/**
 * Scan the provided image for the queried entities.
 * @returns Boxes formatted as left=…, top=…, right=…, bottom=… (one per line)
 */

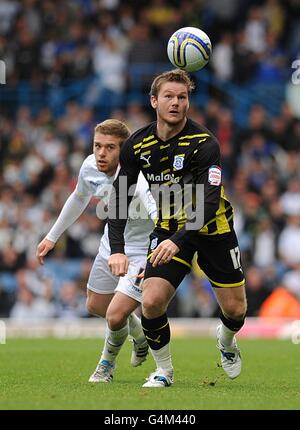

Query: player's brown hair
left=150, top=69, right=195, bottom=97
left=94, top=119, right=130, bottom=143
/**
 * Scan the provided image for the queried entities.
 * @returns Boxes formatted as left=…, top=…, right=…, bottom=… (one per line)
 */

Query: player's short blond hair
left=150, top=69, right=195, bottom=97
left=94, top=119, right=130, bottom=144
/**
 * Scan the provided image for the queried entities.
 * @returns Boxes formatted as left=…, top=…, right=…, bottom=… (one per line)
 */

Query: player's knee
left=86, top=297, right=105, bottom=318
left=142, top=294, right=166, bottom=317
left=106, top=310, right=128, bottom=331
left=223, top=298, right=247, bottom=321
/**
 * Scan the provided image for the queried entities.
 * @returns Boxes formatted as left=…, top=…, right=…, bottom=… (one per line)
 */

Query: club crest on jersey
left=150, top=237, right=158, bottom=250
left=173, top=155, right=185, bottom=170
left=208, top=165, right=222, bottom=186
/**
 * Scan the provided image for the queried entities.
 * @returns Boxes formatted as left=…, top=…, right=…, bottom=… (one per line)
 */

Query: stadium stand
left=1, top=0, right=300, bottom=319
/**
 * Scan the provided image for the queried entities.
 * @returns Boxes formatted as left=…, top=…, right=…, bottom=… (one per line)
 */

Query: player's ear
left=150, top=95, right=158, bottom=109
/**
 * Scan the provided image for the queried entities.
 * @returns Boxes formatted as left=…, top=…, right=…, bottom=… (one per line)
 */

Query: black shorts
left=144, top=229, right=245, bottom=290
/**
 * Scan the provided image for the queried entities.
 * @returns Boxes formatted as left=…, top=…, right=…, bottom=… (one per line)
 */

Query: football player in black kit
left=108, top=69, right=247, bottom=387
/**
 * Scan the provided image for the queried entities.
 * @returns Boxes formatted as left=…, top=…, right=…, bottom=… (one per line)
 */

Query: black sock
left=141, top=313, right=170, bottom=350
left=220, top=311, right=245, bottom=332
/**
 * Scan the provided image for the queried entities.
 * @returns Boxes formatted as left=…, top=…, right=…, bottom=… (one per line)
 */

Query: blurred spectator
left=15, top=29, right=40, bottom=80
left=259, top=270, right=300, bottom=318
left=177, top=0, right=202, bottom=29
left=256, top=31, right=286, bottom=83
left=0, top=245, right=25, bottom=272
left=278, top=215, right=300, bottom=270
left=204, top=99, right=221, bottom=133
left=211, top=33, right=233, bottom=81
left=10, top=286, right=56, bottom=321
left=125, top=101, right=151, bottom=132
left=57, top=280, right=87, bottom=320
left=280, top=177, right=300, bottom=216
left=245, top=266, right=271, bottom=316
left=84, top=31, right=127, bottom=109
left=264, top=0, right=285, bottom=40
left=241, top=104, right=271, bottom=142
left=213, top=109, right=237, bottom=180
left=244, top=6, right=267, bottom=54
left=176, top=273, right=218, bottom=318
left=146, top=0, right=177, bottom=30
left=127, top=23, right=162, bottom=92
left=232, top=29, right=257, bottom=84
left=253, top=216, right=277, bottom=269
left=207, top=0, right=240, bottom=35
left=21, top=0, right=42, bottom=37
left=288, top=120, right=300, bottom=152
left=0, top=1, right=19, bottom=35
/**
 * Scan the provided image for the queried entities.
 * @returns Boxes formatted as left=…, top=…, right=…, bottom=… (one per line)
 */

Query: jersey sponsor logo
left=146, top=172, right=180, bottom=183
left=208, top=165, right=221, bottom=186
left=173, top=155, right=185, bottom=170
left=150, top=237, right=158, bottom=250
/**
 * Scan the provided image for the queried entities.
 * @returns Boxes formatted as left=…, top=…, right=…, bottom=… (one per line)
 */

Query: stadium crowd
left=1, top=0, right=300, bottom=320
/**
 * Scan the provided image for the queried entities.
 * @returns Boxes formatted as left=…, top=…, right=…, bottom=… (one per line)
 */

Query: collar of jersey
left=151, top=118, right=191, bottom=144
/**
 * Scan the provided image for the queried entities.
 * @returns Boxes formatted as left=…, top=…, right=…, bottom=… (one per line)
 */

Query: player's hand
left=36, top=238, right=55, bottom=265
left=108, top=253, right=129, bottom=276
left=137, top=270, right=144, bottom=279
left=150, top=239, right=179, bottom=267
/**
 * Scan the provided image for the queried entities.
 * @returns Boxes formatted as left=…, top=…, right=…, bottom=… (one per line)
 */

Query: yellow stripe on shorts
left=207, top=276, right=245, bottom=288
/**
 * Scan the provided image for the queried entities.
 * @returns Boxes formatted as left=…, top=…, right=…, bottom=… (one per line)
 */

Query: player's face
left=151, top=82, right=189, bottom=126
left=93, top=133, right=121, bottom=176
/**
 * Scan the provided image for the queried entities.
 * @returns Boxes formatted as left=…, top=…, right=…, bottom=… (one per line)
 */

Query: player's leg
left=213, top=285, right=246, bottom=379
left=142, top=231, right=195, bottom=388
left=89, top=292, right=129, bottom=382
left=86, top=252, right=119, bottom=316
left=141, top=232, right=193, bottom=387
left=213, top=284, right=247, bottom=345
left=107, top=258, right=149, bottom=367
left=141, top=276, right=176, bottom=387
left=196, top=231, right=246, bottom=379
left=106, top=291, right=148, bottom=366
left=106, top=292, right=139, bottom=330
left=87, top=252, right=120, bottom=382
left=86, top=289, right=113, bottom=317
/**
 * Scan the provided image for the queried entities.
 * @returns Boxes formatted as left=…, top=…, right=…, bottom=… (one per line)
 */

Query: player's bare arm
left=150, top=239, right=179, bottom=267
left=36, top=238, right=55, bottom=265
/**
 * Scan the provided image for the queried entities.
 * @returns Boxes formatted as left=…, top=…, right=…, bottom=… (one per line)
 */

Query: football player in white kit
left=36, top=119, right=156, bottom=382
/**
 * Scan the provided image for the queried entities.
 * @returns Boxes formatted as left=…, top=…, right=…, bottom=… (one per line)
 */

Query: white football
left=167, top=27, right=212, bottom=72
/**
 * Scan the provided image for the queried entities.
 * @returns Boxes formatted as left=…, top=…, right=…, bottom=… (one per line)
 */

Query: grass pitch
left=0, top=337, right=300, bottom=410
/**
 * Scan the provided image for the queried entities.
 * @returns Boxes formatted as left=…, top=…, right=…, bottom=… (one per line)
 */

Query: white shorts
left=87, top=252, right=146, bottom=303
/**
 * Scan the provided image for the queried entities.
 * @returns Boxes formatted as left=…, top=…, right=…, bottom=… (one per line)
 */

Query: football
left=167, top=27, right=212, bottom=72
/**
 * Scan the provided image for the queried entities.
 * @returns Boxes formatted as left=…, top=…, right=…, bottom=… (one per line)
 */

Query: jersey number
left=230, top=247, right=241, bottom=269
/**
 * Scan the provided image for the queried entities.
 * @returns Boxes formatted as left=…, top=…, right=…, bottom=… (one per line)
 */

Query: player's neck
left=156, top=117, right=187, bottom=142
left=106, top=166, right=119, bottom=177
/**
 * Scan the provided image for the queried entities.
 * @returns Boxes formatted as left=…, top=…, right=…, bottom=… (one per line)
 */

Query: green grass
left=0, top=337, right=300, bottom=410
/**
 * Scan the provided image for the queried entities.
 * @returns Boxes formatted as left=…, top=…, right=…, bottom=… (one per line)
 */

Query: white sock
left=150, top=343, right=173, bottom=372
left=100, top=323, right=128, bottom=364
left=128, top=313, right=145, bottom=344
left=220, top=322, right=236, bottom=347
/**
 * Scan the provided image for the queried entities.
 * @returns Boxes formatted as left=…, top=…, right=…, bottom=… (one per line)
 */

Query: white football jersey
left=76, top=155, right=156, bottom=258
